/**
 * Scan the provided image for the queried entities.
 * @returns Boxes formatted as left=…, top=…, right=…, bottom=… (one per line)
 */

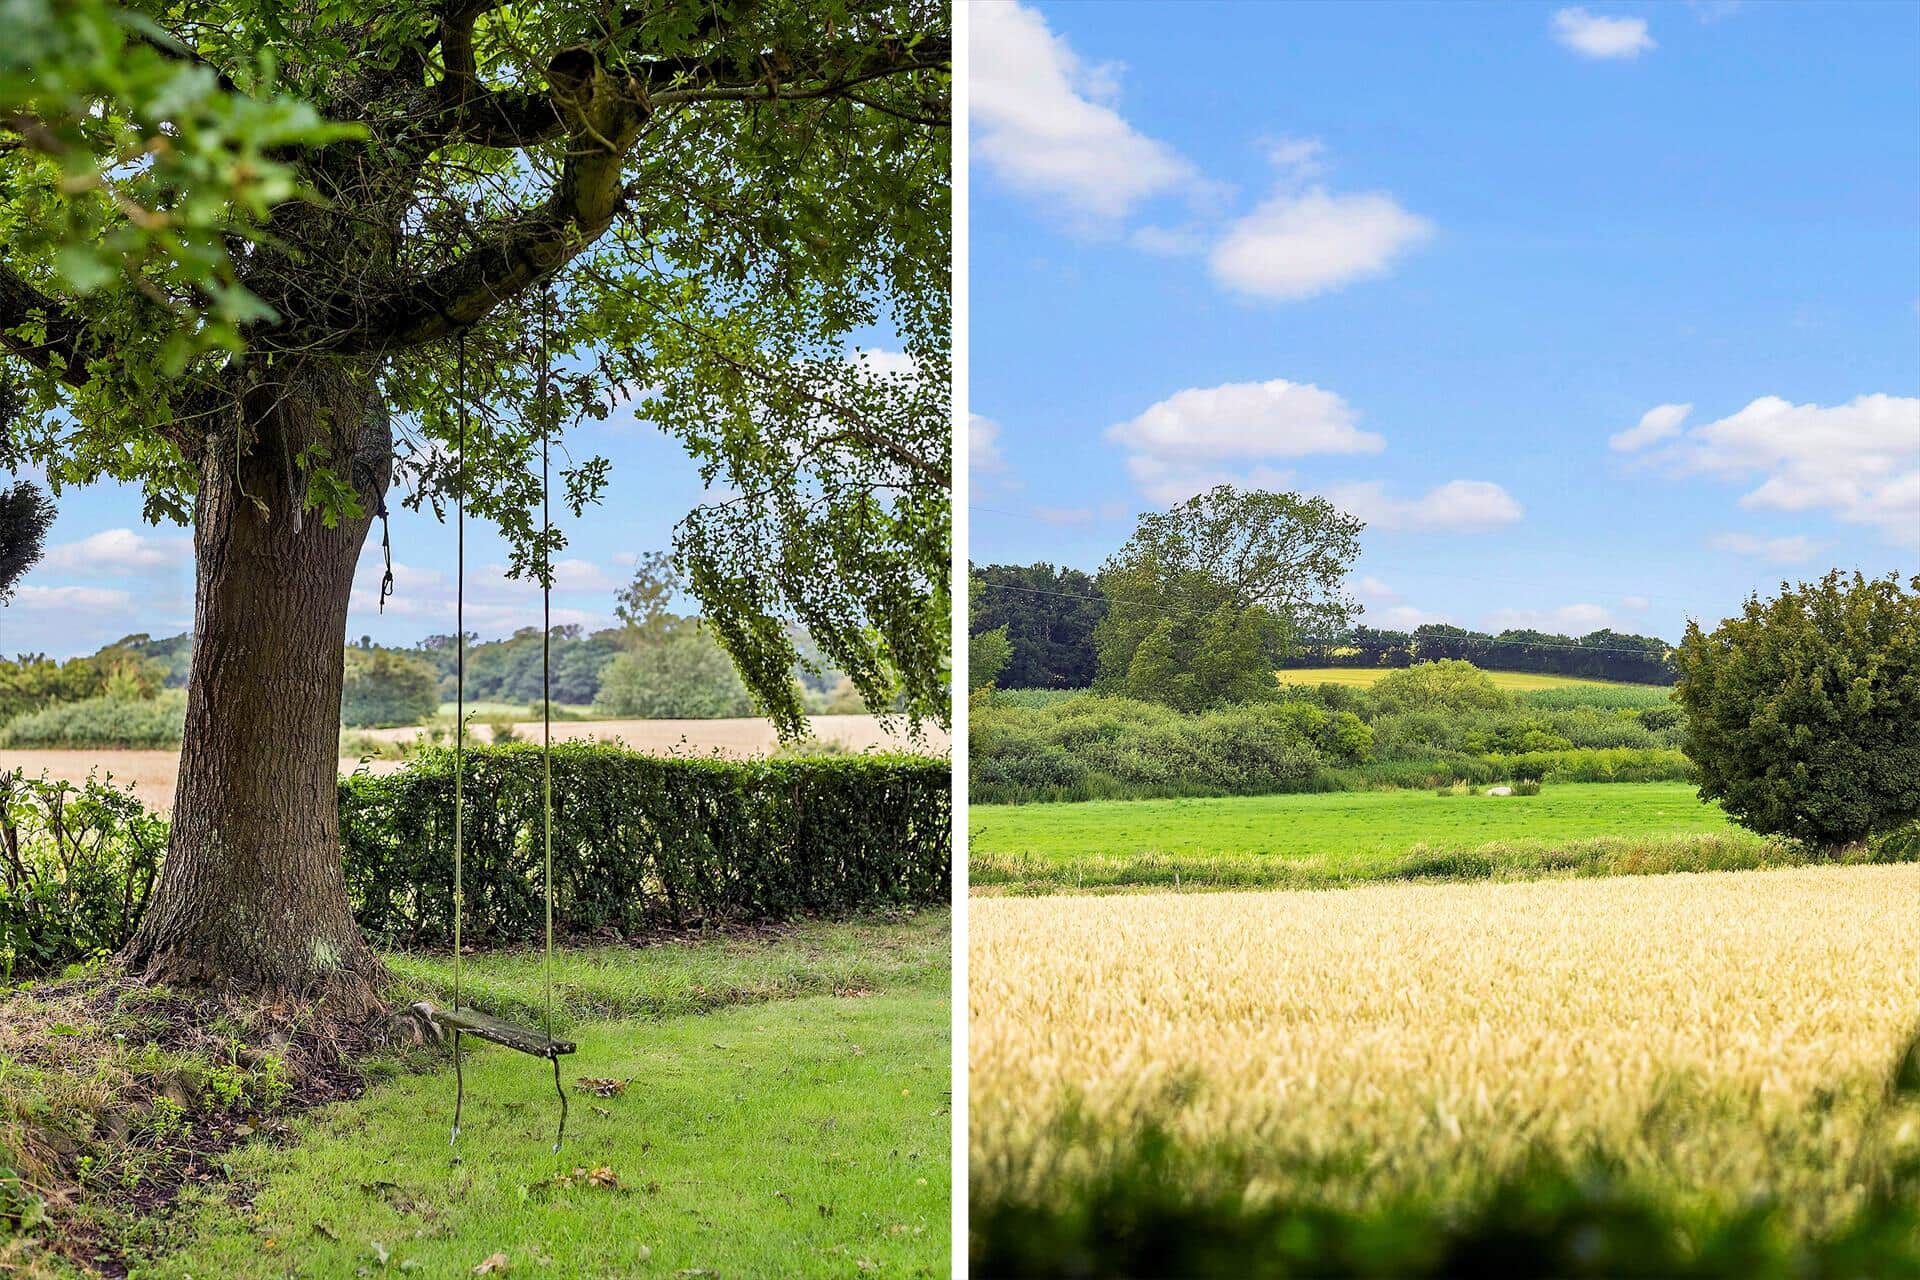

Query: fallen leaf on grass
left=473, top=1252, right=509, bottom=1274
left=576, top=1077, right=629, bottom=1097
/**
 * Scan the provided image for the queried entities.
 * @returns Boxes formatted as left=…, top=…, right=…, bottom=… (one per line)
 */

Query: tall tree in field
left=1093, top=485, right=1362, bottom=712
left=1, top=0, right=949, bottom=1008
left=1673, top=571, right=1919, bottom=852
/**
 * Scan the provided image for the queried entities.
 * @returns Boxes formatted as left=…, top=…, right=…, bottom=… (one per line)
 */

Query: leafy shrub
left=340, top=744, right=950, bottom=946
left=340, top=647, right=439, bottom=728
left=0, top=772, right=165, bottom=978
left=0, top=691, right=185, bottom=748
left=1369, top=660, right=1509, bottom=716
left=1512, top=778, right=1543, bottom=796
left=1675, top=571, right=1920, bottom=849
left=592, top=623, right=754, bottom=719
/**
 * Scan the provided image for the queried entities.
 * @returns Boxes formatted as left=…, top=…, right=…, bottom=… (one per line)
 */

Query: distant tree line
left=970, top=573, right=1676, bottom=689
left=1291, top=623, right=1676, bottom=684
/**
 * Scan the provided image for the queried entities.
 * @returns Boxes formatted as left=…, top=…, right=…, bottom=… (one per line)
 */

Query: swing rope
left=438, top=293, right=571, bottom=1156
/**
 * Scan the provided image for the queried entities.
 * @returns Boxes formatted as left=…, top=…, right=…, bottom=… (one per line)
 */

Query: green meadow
left=965, top=782, right=1835, bottom=892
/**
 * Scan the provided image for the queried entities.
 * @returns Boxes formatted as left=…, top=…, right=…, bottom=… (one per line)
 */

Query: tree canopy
left=1673, top=571, right=1919, bottom=850
left=2, top=0, right=951, bottom=734
left=1092, top=486, right=1362, bottom=711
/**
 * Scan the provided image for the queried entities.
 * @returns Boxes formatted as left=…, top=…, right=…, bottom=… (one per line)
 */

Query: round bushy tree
left=341, top=649, right=440, bottom=728
left=1674, top=571, right=1919, bottom=850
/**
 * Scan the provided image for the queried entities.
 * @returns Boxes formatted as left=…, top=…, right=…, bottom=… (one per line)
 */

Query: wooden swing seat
left=413, top=1001, right=576, bottom=1058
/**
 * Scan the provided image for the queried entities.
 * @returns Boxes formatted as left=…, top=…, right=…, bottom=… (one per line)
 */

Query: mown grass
left=0, top=912, right=949, bottom=1278
left=970, top=781, right=1791, bottom=891
left=1276, top=667, right=1670, bottom=693
left=150, top=992, right=949, bottom=1278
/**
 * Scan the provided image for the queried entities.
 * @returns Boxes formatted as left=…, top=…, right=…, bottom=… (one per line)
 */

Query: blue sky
left=968, top=0, right=1920, bottom=643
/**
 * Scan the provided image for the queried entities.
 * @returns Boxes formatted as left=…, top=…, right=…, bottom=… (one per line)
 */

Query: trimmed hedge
left=340, top=743, right=950, bottom=947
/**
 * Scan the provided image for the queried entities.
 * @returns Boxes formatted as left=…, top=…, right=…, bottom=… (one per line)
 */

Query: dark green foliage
left=1675, top=571, right=1920, bottom=849
left=972, top=1132, right=1920, bottom=1279
left=1291, top=624, right=1676, bottom=684
left=413, top=627, right=622, bottom=707
left=969, top=563, right=1108, bottom=689
left=340, top=646, right=439, bottom=728
left=0, top=772, right=164, bottom=978
left=0, top=480, right=54, bottom=604
left=0, top=640, right=167, bottom=722
left=340, top=745, right=950, bottom=947
left=1094, top=486, right=1362, bottom=711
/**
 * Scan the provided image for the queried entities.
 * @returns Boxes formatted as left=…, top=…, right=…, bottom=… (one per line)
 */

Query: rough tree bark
left=123, top=369, right=393, bottom=1012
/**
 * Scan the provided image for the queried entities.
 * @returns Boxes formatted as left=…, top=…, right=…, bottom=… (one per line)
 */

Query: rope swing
left=412, top=289, right=575, bottom=1153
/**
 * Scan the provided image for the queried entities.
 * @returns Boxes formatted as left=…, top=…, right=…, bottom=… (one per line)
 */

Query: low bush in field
left=971, top=695, right=1345, bottom=804
left=976, top=664, right=1691, bottom=803
left=0, top=690, right=186, bottom=748
left=0, top=772, right=165, bottom=977
left=340, top=743, right=950, bottom=946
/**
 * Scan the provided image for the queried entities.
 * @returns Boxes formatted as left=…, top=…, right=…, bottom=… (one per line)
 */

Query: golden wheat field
left=970, top=863, right=1920, bottom=1227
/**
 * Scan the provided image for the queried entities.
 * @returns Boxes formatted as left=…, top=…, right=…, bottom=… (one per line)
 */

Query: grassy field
left=1, top=913, right=949, bottom=1278
left=969, top=781, right=1792, bottom=891
left=970, top=864, right=1920, bottom=1236
left=1277, top=666, right=1670, bottom=692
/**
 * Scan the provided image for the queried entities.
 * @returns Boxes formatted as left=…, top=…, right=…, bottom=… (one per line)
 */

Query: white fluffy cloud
left=1628, top=394, right=1920, bottom=548
left=1108, top=380, right=1383, bottom=504
left=971, top=1, right=1193, bottom=224
left=1609, top=402, right=1691, bottom=452
left=1552, top=8, right=1656, bottom=58
left=1209, top=188, right=1433, bottom=302
left=42, top=527, right=191, bottom=576
left=970, top=414, right=1007, bottom=475
left=1711, top=532, right=1820, bottom=564
left=1322, top=479, right=1524, bottom=532
left=7, top=583, right=134, bottom=612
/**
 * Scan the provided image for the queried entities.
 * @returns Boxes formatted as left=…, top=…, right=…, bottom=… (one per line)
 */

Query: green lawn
left=966, top=782, right=1825, bottom=892
left=1276, top=666, right=1669, bottom=692
left=140, top=913, right=950, bottom=1279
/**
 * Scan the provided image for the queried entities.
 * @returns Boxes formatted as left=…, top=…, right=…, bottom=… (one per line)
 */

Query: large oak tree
left=0, top=0, right=949, bottom=1010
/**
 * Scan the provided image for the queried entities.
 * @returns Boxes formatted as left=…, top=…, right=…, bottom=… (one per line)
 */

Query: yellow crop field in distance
left=970, top=863, right=1920, bottom=1229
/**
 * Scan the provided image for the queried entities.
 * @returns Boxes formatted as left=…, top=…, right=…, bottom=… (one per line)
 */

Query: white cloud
left=8, top=583, right=133, bottom=612
left=1109, top=380, right=1383, bottom=504
left=1486, top=602, right=1619, bottom=633
left=1609, top=402, right=1691, bottom=452
left=1621, top=595, right=1651, bottom=610
left=1353, top=575, right=1400, bottom=603
left=970, top=414, right=1007, bottom=475
left=1659, top=394, right=1920, bottom=548
left=42, top=527, right=191, bottom=576
left=1322, top=479, right=1524, bottom=533
left=1552, top=8, right=1656, bottom=58
left=970, top=1, right=1194, bottom=224
left=1110, top=380, right=1384, bottom=463
left=1262, top=135, right=1327, bottom=179
left=1210, top=188, right=1433, bottom=302
left=1711, top=532, right=1820, bottom=564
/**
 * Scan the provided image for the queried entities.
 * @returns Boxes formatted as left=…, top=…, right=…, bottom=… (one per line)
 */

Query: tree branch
left=0, top=264, right=95, bottom=389
left=281, top=29, right=950, bottom=354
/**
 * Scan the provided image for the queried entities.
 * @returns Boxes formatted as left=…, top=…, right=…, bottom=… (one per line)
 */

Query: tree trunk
left=124, top=369, right=392, bottom=1013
